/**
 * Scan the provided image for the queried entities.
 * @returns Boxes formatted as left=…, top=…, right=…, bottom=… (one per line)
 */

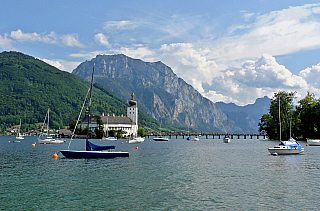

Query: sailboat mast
left=278, top=94, right=281, bottom=141
left=86, top=65, right=95, bottom=140
left=47, top=108, right=50, bottom=136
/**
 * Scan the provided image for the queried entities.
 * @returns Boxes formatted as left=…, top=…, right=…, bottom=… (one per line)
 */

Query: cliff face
left=73, top=54, right=232, bottom=133
left=216, top=96, right=271, bottom=133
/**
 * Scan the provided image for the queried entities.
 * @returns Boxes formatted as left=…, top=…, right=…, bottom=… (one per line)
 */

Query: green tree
left=137, top=127, right=145, bottom=137
left=95, top=116, right=104, bottom=139
left=296, top=92, right=320, bottom=139
left=259, top=91, right=296, bottom=140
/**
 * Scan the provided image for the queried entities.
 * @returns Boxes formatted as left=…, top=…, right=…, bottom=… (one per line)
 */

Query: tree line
left=259, top=91, right=320, bottom=141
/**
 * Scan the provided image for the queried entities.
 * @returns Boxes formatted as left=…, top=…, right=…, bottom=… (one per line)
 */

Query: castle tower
left=127, top=92, right=138, bottom=136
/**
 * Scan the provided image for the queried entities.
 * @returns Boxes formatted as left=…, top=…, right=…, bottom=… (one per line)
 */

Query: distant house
left=78, top=92, right=139, bottom=138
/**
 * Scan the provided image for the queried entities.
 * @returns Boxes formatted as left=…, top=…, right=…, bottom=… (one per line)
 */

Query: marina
left=1, top=135, right=320, bottom=210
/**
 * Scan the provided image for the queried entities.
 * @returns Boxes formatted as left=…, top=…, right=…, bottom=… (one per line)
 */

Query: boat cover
left=279, top=140, right=302, bottom=150
left=86, top=140, right=115, bottom=151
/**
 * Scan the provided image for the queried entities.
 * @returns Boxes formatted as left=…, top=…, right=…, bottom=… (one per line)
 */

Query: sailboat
left=268, top=95, right=304, bottom=155
left=15, top=119, right=24, bottom=141
left=38, top=108, right=65, bottom=144
left=128, top=120, right=145, bottom=144
left=186, top=125, right=191, bottom=140
left=60, top=65, right=129, bottom=158
left=223, top=111, right=231, bottom=143
left=102, top=118, right=117, bottom=141
left=153, top=123, right=169, bottom=141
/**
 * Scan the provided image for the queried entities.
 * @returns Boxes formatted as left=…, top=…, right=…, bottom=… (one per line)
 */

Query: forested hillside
left=0, top=51, right=159, bottom=133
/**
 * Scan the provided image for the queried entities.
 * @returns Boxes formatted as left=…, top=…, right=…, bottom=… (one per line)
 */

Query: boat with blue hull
left=60, top=65, right=129, bottom=158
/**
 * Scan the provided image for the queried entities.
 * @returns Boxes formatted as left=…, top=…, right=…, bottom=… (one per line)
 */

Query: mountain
left=73, top=54, right=242, bottom=133
left=215, top=96, right=271, bottom=133
left=0, top=51, right=159, bottom=133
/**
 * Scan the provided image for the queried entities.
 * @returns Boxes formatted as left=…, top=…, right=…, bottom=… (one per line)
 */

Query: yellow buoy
left=52, top=153, right=58, bottom=159
left=31, top=144, right=35, bottom=147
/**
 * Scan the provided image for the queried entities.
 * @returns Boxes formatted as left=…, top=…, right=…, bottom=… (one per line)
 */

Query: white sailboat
left=38, top=108, right=65, bottom=144
left=15, top=119, right=24, bottom=140
left=102, top=118, right=117, bottom=141
left=268, top=95, right=304, bottom=155
left=223, top=111, right=231, bottom=143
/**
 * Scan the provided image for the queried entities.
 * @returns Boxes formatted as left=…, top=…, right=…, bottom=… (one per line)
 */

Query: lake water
left=1, top=136, right=319, bottom=210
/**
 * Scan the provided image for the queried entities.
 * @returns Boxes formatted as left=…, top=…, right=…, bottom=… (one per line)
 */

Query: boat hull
left=60, top=150, right=129, bottom=158
left=153, top=137, right=169, bottom=141
left=223, top=138, right=230, bottom=143
left=307, top=139, right=320, bottom=146
left=129, top=137, right=145, bottom=144
left=38, top=137, right=65, bottom=144
left=102, top=137, right=117, bottom=141
left=268, top=147, right=304, bottom=155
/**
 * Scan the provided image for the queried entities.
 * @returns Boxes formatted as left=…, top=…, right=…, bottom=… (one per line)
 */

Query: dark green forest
left=259, top=91, right=320, bottom=141
left=0, top=51, right=167, bottom=134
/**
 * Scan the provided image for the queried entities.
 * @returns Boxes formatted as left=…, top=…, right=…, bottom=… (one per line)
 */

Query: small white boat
left=153, top=136, right=170, bottom=141
left=307, top=138, right=320, bottom=146
left=129, top=137, right=145, bottom=144
left=153, top=123, right=169, bottom=141
left=103, top=137, right=117, bottom=141
left=194, top=137, right=200, bottom=141
left=16, top=119, right=24, bottom=140
left=223, top=135, right=230, bottom=143
left=38, top=136, right=65, bottom=144
left=267, top=94, right=303, bottom=155
left=38, top=108, right=65, bottom=144
left=268, top=138, right=304, bottom=155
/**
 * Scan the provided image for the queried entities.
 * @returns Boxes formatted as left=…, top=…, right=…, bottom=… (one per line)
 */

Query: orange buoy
left=99, top=139, right=101, bottom=141
left=8, top=141, right=10, bottom=143
left=306, top=144, right=308, bottom=146
left=135, top=147, right=138, bottom=149
left=52, top=153, right=58, bottom=158
left=121, top=142, right=124, bottom=144
left=125, top=141, right=127, bottom=143
left=31, top=144, right=35, bottom=147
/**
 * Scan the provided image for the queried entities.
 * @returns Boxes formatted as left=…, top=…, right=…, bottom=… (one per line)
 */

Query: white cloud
left=60, top=34, right=86, bottom=48
left=159, top=43, right=218, bottom=93
left=0, top=34, right=13, bottom=49
left=42, top=58, right=81, bottom=73
left=42, top=59, right=65, bottom=71
left=207, top=4, right=320, bottom=65
left=113, top=45, right=155, bottom=60
left=103, top=20, right=138, bottom=31
left=10, top=29, right=58, bottom=44
left=299, top=63, right=320, bottom=88
left=9, top=29, right=86, bottom=48
left=94, top=33, right=111, bottom=47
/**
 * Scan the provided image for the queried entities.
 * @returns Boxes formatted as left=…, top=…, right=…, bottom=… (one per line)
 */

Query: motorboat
left=268, top=138, right=304, bottom=155
left=129, top=136, right=145, bottom=144
left=307, top=138, right=320, bottom=146
left=103, top=137, right=117, bottom=141
left=153, top=136, right=169, bottom=141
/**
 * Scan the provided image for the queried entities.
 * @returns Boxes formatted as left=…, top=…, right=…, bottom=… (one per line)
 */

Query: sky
left=1, top=0, right=320, bottom=106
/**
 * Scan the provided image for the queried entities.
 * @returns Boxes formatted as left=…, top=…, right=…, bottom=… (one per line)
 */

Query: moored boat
left=223, top=134, right=230, bottom=143
left=307, top=138, right=320, bottom=146
left=268, top=138, right=304, bottom=155
left=60, top=65, right=129, bottom=158
left=129, top=136, right=145, bottom=144
left=153, top=136, right=170, bottom=141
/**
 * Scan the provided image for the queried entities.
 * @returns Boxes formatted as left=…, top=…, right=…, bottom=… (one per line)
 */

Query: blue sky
left=1, top=0, right=320, bottom=105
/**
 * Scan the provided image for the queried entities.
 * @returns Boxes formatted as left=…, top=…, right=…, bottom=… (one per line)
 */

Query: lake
left=1, top=136, right=319, bottom=210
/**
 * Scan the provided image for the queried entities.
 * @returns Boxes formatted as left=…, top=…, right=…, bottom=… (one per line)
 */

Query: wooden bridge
left=146, top=133, right=267, bottom=139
